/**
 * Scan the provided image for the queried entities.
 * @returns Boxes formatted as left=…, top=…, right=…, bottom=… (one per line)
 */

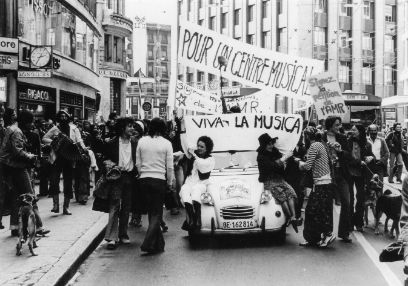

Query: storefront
left=60, top=91, right=83, bottom=120
left=84, top=97, right=96, bottom=121
left=18, top=83, right=56, bottom=121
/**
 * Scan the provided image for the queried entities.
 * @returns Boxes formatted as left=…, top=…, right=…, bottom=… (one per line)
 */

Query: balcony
left=385, top=22, right=397, bottom=36
left=362, top=84, right=375, bottom=95
left=314, top=12, right=328, bottom=28
left=313, top=45, right=328, bottom=61
left=338, top=47, right=351, bottom=61
left=102, top=12, right=133, bottom=36
left=362, top=50, right=374, bottom=64
left=339, top=82, right=352, bottom=92
left=384, top=52, right=396, bottom=65
left=339, top=16, right=351, bottom=30
left=363, top=19, right=374, bottom=33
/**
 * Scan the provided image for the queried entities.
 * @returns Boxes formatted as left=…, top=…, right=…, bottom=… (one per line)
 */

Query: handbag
left=92, top=196, right=109, bottom=213
left=379, top=241, right=405, bottom=262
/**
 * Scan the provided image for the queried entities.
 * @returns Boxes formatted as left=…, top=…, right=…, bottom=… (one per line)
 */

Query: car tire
left=274, top=226, right=286, bottom=245
left=188, top=230, right=199, bottom=247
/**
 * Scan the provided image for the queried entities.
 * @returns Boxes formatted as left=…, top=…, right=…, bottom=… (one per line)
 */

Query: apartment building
left=178, top=0, right=408, bottom=126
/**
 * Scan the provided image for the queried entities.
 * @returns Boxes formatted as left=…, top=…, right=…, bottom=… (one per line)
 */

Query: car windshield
left=212, top=151, right=258, bottom=170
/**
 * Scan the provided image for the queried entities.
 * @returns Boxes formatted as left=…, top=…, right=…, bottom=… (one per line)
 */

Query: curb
left=35, top=214, right=107, bottom=286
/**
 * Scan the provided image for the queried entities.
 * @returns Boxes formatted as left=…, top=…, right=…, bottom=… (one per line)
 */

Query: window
left=314, top=27, right=326, bottom=46
left=187, top=0, right=192, bottom=13
left=198, top=0, right=203, bottom=9
left=384, top=66, right=393, bottom=85
left=277, top=28, right=287, bottom=49
left=161, top=46, right=168, bottom=59
left=385, top=35, right=394, bottom=52
left=314, top=0, right=326, bottom=13
left=104, top=35, right=112, bottom=61
left=197, top=71, right=204, bottom=84
left=147, top=64, right=154, bottom=77
left=208, top=73, right=215, bottom=83
left=246, top=34, right=254, bottom=45
left=340, top=0, right=351, bottom=16
left=234, top=9, right=240, bottom=25
left=148, top=45, right=154, bottom=59
left=261, top=31, right=270, bottom=48
left=338, top=62, right=350, bottom=83
left=113, top=36, right=122, bottom=63
left=247, top=5, right=254, bottom=22
left=385, top=5, right=396, bottom=22
left=187, top=73, right=193, bottom=84
left=161, top=63, right=168, bottom=78
left=209, top=16, right=216, bottom=30
left=340, top=31, right=351, bottom=48
left=198, top=19, right=204, bottom=26
left=262, top=1, right=269, bottom=19
left=277, top=0, right=282, bottom=14
left=148, top=33, right=154, bottom=43
left=363, top=1, right=370, bottom=19
left=221, top=13, right=227, bottom=29
left=362, top=66, right=372, bottom=84
left=362, top=33, right=372, bottom=50
left=161, top=32, right=168, bottom=44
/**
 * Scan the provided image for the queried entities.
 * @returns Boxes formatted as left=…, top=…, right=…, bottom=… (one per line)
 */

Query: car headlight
left=260, top=190, right=273, bottom=204
left=201, top=192, right=214, bottom=205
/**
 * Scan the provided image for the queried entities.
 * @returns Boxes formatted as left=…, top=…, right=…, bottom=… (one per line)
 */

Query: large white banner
left=308, top=72, right=347, bottom=120
left=178, top=20, right=324, bottom=101
left=185, top=113, right=303, bottom=155
left=0, top=77, right=6, bottom=102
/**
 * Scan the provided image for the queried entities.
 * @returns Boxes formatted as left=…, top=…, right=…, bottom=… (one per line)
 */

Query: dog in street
left=375, top=189, right=402, bottom=239
left=364, top=174, right=382, bottom=227
left=16, top=193, right=38, bottom=256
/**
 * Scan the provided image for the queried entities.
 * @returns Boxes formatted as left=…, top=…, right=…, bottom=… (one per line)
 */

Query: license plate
left=222, top=219, right=255, bottom=230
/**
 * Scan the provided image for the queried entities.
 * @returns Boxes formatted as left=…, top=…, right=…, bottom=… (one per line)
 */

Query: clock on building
left=30, top=46, right=52, bottom=68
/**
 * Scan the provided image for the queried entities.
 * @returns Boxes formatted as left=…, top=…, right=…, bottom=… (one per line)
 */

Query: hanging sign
left=178, top=21, right=324, bottom=101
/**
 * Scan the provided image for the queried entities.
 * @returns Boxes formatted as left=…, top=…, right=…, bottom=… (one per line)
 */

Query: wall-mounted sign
left=383, top=108, right=396, bottom=112
left=19, top=86, right=56, bottom=103
left=344, top=94, right=368, bottom=101
left=385, top=111, right=396, bottom=120
left=0, top=54, right=18, bottom=70
left=0, top=37, right=18, bottom=53
left=0, top=77, right=7, bottom=102
left=99, top=69, right=128, bottom=79
left=18, top=71, right=52, bottom=78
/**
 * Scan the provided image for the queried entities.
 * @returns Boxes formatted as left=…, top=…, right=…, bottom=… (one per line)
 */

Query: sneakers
left=318, top=233, right=336, bottom=248
left=107, top=240, right=117, bottom=250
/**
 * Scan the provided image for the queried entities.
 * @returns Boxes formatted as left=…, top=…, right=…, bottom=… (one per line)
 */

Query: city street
left=74, top=204, right=407, bottom=286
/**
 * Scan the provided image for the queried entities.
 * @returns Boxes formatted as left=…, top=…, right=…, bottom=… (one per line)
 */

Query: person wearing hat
left=257, top=133, right=298, bottom=233
left=43, top=110, right=86, bottom=215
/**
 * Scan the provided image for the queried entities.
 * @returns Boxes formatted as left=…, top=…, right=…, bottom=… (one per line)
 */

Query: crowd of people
left=1, top=106, right=407, bottom=254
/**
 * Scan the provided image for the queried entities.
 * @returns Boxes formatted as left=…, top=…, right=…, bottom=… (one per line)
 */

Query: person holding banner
left=179, top=118, right=215, bottom=231
left=256, top=133, right=298, bottom=233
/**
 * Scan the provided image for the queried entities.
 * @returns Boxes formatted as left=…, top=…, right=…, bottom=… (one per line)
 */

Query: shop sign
left=19, top=87, right=55, bottom=102
left=344, top=94, right=368, bottom=101
left=0, top=37, right=18, bottom=53
left=0, top=54, right=18, bottom=70
left=99, top=69, right=128, bottom=79
left=383, top=108, right=396, bottom=112
left=0, top=77, right=6, bottom=102
left=18, top=71, right=52, bottom=78
left=385, top=111, right=396, bottom=120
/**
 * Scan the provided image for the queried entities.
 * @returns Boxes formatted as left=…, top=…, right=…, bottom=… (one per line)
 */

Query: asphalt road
left=73, top=204, right=407, bottom=286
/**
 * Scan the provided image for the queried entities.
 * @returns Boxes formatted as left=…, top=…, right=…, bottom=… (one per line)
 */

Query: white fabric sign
left=178, top=20, right=324, bottom=101
left=185, top=113, right=303, bottom=155
left=176, top=80, right=219, bottom=113
left=0, top=77, right=6, bottom=102
left=308, top=72, right=347, bottom=120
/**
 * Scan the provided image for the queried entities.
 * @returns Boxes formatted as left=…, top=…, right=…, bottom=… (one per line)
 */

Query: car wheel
left=274, top=226, right=286, bottom=244
left=188, top=230, right=199, bottom=247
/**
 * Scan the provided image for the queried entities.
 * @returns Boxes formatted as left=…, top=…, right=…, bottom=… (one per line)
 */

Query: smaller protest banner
left=308, top=72, right=347, bottom=120
left=184, top=113, right=303, bottom=156
left=175, top=80, right=219, bottom=114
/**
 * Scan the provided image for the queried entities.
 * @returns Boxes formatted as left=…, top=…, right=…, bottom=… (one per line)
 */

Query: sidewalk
left=0, top=191, right=107, bottom=286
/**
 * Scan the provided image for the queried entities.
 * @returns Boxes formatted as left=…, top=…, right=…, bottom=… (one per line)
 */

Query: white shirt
left=118, top=138, right=133, bottom=172
left=368, top=137, right=382, bottom=161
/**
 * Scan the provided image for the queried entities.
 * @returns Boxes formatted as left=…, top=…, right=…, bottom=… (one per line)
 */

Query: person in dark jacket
left=386, top=122, right=404, bottom=183
left=257, top=133, right=298, bottom=232
left=321, top=116, right=353, bottom=242
left=103, top=117, right=137, bottom=249
left=347, top=124, right=374, bottom=231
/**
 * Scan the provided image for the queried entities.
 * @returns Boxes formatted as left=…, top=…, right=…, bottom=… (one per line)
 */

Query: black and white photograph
left=1, top=0, right=408, bottom=285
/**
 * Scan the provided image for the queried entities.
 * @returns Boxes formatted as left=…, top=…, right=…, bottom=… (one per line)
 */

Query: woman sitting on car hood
left=257, top=133, right=298, bottom=233
left=179, top=118, right=215, bottom=231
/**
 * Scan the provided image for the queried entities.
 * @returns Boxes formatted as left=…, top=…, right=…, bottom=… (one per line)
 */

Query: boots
left=51, top=195, right=59, bottom=213
left=181, top=203, right=195, bottom=231
left=63, top=197, right=72, bottom=215
left=192, top=201, right=202, bottom=230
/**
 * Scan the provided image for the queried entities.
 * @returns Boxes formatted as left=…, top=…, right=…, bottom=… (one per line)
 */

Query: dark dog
left=364, top=174, right=382, bottom=227
left=375, top=189, right=402, bottom=239
left=16, top=193, right=38, bottom=256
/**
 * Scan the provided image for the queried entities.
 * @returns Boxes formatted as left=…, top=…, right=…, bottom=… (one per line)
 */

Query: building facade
left=98, top=0, right=133, bottom=118
left=178, top=0, right=408, bottom=127
left=126, top=23, right=171, bottom=120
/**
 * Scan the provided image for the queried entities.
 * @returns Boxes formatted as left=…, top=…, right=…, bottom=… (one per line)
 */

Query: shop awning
left=381, top=95, right=408, bottom=107
left=343, top=92, right=382, bottom=106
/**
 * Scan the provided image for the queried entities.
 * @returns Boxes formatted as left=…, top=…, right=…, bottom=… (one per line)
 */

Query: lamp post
left=218, top=55, right=228, bottom=113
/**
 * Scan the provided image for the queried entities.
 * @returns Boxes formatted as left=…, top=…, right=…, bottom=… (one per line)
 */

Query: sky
left=125, top=0, right=178, bottom=74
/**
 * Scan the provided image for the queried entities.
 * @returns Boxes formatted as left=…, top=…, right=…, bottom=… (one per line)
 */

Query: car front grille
left=220, top=206, right=254, bottom=220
